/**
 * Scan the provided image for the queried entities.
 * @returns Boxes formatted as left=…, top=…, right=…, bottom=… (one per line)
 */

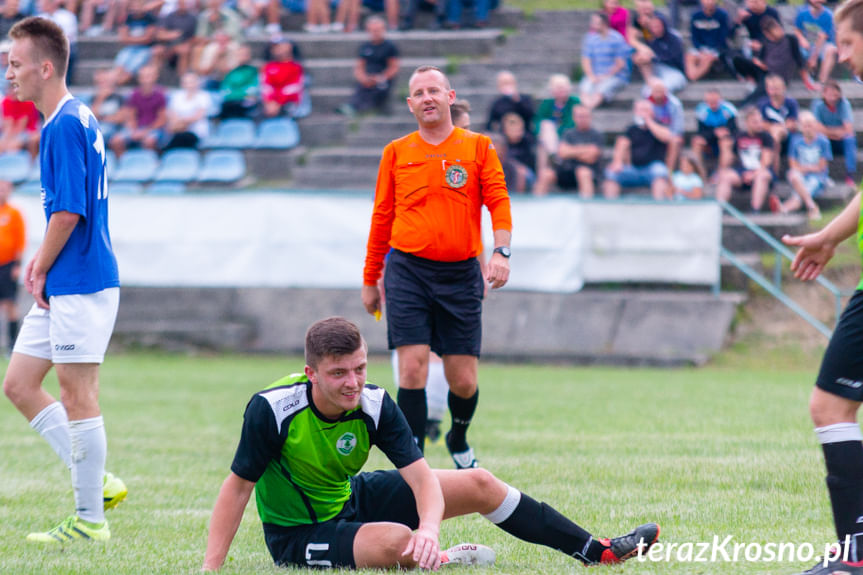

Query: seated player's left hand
left=403, top=525, right=441, bottom=570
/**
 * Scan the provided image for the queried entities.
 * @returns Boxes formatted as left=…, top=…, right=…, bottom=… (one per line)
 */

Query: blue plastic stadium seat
left=197, top=150, right=246, bottom=184
left=27, top=158, right=41, bottom=182
left=106, top=150, right=117, bottom=179
left=154, top=149, right=201, bottom=183
left=146, top=182, right=186, bottom=195
left=15, top=180, right=42, bottom=195
left=0, top=151, right=32, bottom=184
left=255, top=118, right=300, bottom=149
left=201, top=118, right=256, bottom=149
left=112, top=149, right=159, bottom=182
left=108, top=182, right=144, bottom=195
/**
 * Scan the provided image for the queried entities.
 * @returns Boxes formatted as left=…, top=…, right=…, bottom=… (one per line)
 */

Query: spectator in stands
left=112, top=0, right=158, bottom=86
left=89, top=68, right=126, bottom=142
left=692, top=87, right=737, bottom=172
left=197, top=0, right=242, bottom=40
left=362, top=0, right=399, bottom=31
left=234, top=0, right=283, bottom=35
left=38, top=0, right=77, bottom=84
left=686, top=0, right=733, bottom=82
left=486, top=70, right=535, bottom=133
left=109, top=64, right=167, bottom=157
left=193, top=0, right=242, bottom=75
left=642, top=14, right=687, bottom=93
left=715, top=106, right=774, bottom=211
left=499, top=112, right=537, bottom=194
left=758, top=73, right=799, bottom=173
left=152, top=0, right=198, bottom=78
left=451, top=99, right=471, bottom=129
left=163, top=72, right=212, bottom=150
left=0, top=1, right=26, bottom=40
left=794, top=0, right=837, bottom=87
left=303, top=0, right=358, bottom=32
left=0, top=40, right=10, bottom=94
left=534, top=105, right=604, bottom=198
left=733, top=17, right=814, bottom=106
left=671, top=153, right=705, bottom=200
left=627, top=0, right=669, bottom=74
left=535, top=74, right=579, bottom=180
left=812, top=80, right=856, bottom=187
left=336, top=15, right=399, bottom=117
left=603, top=99, right=672, bottom=200
left=579, top=12, right=631, bottom=110
left=645, top=77, right=684, bottom=171
left=602, top=0, right=628, bottom=39
left=218, top=43, right=259, bottom=119
left=79, top=0, right=121, bottom=36
left=261, top=35, right=305, bottom=118
left=196, top=28, right=243, bottom=90
left=446, top=0, right=492, bottom=29
left=735, top=0, right=781, bottom=56
left=400, top=0, right=445, bottom=31
left=0, top=91, right=39, bottom=157
left=774, top=110, right=827, bottom=219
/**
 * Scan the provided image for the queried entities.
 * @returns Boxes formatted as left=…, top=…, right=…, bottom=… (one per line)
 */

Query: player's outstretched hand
left=782, top=232, right=836, bottom=281
left=402, top=526, right=441, bottom=570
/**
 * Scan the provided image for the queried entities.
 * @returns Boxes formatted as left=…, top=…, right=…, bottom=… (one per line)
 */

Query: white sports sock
left=482, top=484, right=521, bottom=524
left=70, top=416, right=107, bottom=524
left=29, top=402, right=72, bottom=469
left=426, top=360, right=448, bottom=421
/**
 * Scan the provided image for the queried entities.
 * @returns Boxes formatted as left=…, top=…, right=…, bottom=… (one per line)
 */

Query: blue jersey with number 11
left=40, top=96, right=119, bottom=297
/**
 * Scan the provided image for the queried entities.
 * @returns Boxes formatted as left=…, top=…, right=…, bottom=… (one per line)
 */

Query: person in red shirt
left=260, top=36, right=304, bottom=118
left=0, top=93, right=39, bottom=156
left=0, top=179, right=24, bottom=354
left=362, top=65, right=512, bottom=468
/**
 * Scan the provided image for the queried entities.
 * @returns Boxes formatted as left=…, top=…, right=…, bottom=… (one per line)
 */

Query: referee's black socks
left=397, top=388, right=427, bottom=453
left=447, top=389, right=478, bottom=452
left=818, top=423, right=863, bottom=562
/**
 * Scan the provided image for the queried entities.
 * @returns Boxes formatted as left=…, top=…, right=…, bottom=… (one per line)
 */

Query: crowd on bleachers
left=464, top=0, right=855, bottom=219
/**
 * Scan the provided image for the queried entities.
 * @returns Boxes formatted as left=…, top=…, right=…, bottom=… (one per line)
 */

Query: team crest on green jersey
left=337, top=432, right=357, bottom=455
left=445, top=164, right=468, bottom=188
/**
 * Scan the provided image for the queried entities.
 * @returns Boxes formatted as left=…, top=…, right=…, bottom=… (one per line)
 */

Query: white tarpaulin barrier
left=14, top=193, right=720, bottom=292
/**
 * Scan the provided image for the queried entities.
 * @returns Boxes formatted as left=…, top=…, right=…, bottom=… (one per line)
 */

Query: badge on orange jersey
left=445, top=164, right=468, bottom=188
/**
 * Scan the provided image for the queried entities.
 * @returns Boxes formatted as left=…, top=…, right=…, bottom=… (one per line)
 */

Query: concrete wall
left=104, top=286, right=742, bottom=365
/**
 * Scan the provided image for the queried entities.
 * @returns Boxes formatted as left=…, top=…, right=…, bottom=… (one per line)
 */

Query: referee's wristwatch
left=493, top=246, right=511, bottom=258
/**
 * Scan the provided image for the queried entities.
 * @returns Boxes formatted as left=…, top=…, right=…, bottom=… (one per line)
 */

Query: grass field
left=0, top=345, right=842, bottom=575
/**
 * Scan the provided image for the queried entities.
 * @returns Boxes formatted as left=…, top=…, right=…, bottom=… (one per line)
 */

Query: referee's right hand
left=362, top=284, right=382, bottom=316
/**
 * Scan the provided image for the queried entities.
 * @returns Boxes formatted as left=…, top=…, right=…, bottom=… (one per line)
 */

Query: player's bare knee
left=466, top=468, right=506, bottom=507
left=810, top=389, right=860, bottom=427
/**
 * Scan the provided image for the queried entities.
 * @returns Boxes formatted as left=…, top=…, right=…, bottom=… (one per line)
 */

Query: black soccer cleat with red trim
left=595, top=523, right=660, bottom=565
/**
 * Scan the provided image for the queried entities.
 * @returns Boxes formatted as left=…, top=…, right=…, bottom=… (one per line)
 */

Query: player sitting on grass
left=202, top=317, right=660, bottom=571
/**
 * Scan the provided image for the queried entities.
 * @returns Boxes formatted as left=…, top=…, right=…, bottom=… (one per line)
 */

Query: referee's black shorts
left=0, top=262, right=18, bottom=301
left=384, top=249, right=484, bottom=357
left=816, top=290, right=863, bottom=401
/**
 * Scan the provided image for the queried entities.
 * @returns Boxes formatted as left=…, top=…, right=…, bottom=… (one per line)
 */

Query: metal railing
left=719, top=201, right=846, bottom=339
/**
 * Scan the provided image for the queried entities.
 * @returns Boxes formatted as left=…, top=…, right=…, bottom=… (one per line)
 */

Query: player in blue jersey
left=1, top=16, right=126, bottom=544
left=202, top=317, right=659, bottom=571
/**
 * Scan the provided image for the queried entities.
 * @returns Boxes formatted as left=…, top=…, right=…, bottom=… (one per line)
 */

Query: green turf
left=0, top=351, right=838, bottom=574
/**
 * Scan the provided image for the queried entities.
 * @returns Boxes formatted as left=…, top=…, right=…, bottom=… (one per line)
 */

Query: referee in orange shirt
left=362, top=66, right=512, bottom=468
left=0, top=180, right=25, bottom=354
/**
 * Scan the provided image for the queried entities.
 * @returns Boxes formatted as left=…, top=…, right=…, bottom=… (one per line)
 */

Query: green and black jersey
left=230, top=374, right=422, bottom=528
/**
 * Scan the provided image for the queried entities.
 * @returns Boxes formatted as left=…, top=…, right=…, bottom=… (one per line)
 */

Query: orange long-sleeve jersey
left=0, top=203, right=25, bottom=267
left=363, top=127, right=512, bottom=285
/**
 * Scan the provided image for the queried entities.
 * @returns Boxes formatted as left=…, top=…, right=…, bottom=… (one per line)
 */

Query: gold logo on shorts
left=445, top=164, right=468, bottom=188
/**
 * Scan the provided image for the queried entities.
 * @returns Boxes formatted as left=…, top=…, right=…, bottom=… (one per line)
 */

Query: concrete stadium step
left=298, top=115, right=348, bottom=147
left=76, top=28, right=503, bottom=61
left=291, top=165, right=379, bottom=189
left=721, top=252, right=764, bottom=291
left=721, top=212, right=809, bottom=253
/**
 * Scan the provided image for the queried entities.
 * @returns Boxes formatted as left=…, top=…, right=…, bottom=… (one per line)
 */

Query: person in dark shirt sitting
left=686, top=0, right=733, bottom=81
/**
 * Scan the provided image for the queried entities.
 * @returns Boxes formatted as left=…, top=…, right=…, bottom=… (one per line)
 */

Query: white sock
left=29, top=402, right=72, bottom=469
left=482, top=484, right=521, bottom=524
left=426, top=361, right=448, bottom=422
left=70, top=416, right=107, bottom=524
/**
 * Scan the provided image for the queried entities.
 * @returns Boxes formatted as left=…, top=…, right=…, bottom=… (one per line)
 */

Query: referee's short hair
left=9, top=16, right=69, bottom=80
left=305, top=317, right=365, bottom=368
left=409, top=65, right=451, bottom=90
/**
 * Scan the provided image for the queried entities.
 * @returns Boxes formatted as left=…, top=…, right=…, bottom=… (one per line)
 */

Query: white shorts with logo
left=13, top=287, right=120, bottom=364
